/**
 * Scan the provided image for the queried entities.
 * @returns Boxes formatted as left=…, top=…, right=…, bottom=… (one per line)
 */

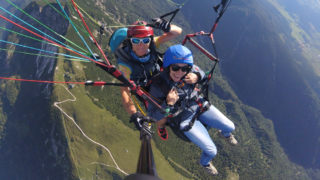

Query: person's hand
left=166, top=88, right=179, bottom=105
left=130, top=112, right=145, bottom=130
left=151, top=18, right=171, bottom=32
left=184, top=73, right=198, bottom=84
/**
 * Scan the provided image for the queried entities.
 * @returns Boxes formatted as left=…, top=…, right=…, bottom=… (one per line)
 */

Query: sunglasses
left=130, top=37, right=151, bottom=44
left=171, top=65, right=192, bottom=72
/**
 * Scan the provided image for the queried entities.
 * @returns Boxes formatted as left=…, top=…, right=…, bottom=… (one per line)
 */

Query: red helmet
left=127, top=21, right=154, bottom=38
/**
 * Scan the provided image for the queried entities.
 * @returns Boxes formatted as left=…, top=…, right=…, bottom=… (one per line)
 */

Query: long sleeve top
left=147, top=65, right=206, bottom=121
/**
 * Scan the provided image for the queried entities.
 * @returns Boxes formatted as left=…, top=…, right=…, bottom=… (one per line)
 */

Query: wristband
left=165, top=107, right=171, bottom=117
left=164, top=104, right=174, bottom=117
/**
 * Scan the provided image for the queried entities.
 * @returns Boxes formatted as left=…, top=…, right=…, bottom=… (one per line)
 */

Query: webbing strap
left=131, top=95, right=146, bottom=116
left=181, top=100, right=210, bottom=131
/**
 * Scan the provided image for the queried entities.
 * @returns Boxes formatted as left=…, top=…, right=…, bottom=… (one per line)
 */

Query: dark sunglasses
left=171, top=65, right=192, bottom=72
left=130, top=37, right=151, bottom=44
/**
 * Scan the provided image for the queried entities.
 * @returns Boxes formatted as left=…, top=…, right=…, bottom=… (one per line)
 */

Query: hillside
left=174, top=0, right=320, bottom=174
left=0, top=2, right=72, bottom=179
left=211, top=0, right=320, bottom=169
left=0, top=0, right=319, bottom=179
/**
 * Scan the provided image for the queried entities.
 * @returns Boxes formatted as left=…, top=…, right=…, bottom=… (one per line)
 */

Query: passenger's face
left=169, top=63, right=190, bottom=82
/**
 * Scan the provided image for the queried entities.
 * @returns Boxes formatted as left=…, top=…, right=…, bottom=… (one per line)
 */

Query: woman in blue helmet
left=115, top=20, right=182, bottom=125
left=147, top=44, right=237, bottom=176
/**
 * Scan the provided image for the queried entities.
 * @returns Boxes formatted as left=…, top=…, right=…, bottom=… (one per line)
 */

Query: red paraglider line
left=0, top=14, right=107, bottom=68
left=70, top=0, right=111, bottom=66
left=0, top=77, right=85, bottom=84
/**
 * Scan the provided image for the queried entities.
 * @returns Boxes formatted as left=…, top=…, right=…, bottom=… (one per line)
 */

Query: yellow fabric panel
left=154, top=36, right=160, bottom=48
left=118, top=63, right=131, bottom=79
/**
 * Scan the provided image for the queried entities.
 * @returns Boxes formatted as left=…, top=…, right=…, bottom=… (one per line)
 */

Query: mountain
left=0, top=2, right=73, bottom=179
left=176, top=0, right=320, bottom=171
left=216, top=0, right=320, bottom=169
left=1, top=0, right=320, bottom=179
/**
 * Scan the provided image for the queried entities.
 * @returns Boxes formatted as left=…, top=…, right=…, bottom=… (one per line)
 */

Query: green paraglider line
left=0, top=5, right=90, bottom=59
left=0, top=39, right=90, bottom=61
left=69, top=0, right=110, bottom=65
left=0, top=47, right=90, bottom=62
left=55, top=0, right=98, bottom=61
left=42, top=0, right=89, bottom=35
left=5, top=0, right=89, bottom=54
left=0, top=13, right=107, bottom=66
left=0, top=26, right=56, bottom=46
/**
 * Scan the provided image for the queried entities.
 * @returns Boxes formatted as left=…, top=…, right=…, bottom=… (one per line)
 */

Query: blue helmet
left=163, top=44, right=193, bottom=68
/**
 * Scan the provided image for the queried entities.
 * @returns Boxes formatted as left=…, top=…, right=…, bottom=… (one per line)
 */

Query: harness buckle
left=195, top=98, right=210, bottom=113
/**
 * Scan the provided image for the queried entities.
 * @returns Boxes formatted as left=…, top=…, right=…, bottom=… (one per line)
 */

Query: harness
left=180, top=98, right=211, bottom=131
left=115, top=47, right=162, bottom=87
left=152, top=72, right=211, bottom=142
left=115, top=46, right=163, bottom=111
